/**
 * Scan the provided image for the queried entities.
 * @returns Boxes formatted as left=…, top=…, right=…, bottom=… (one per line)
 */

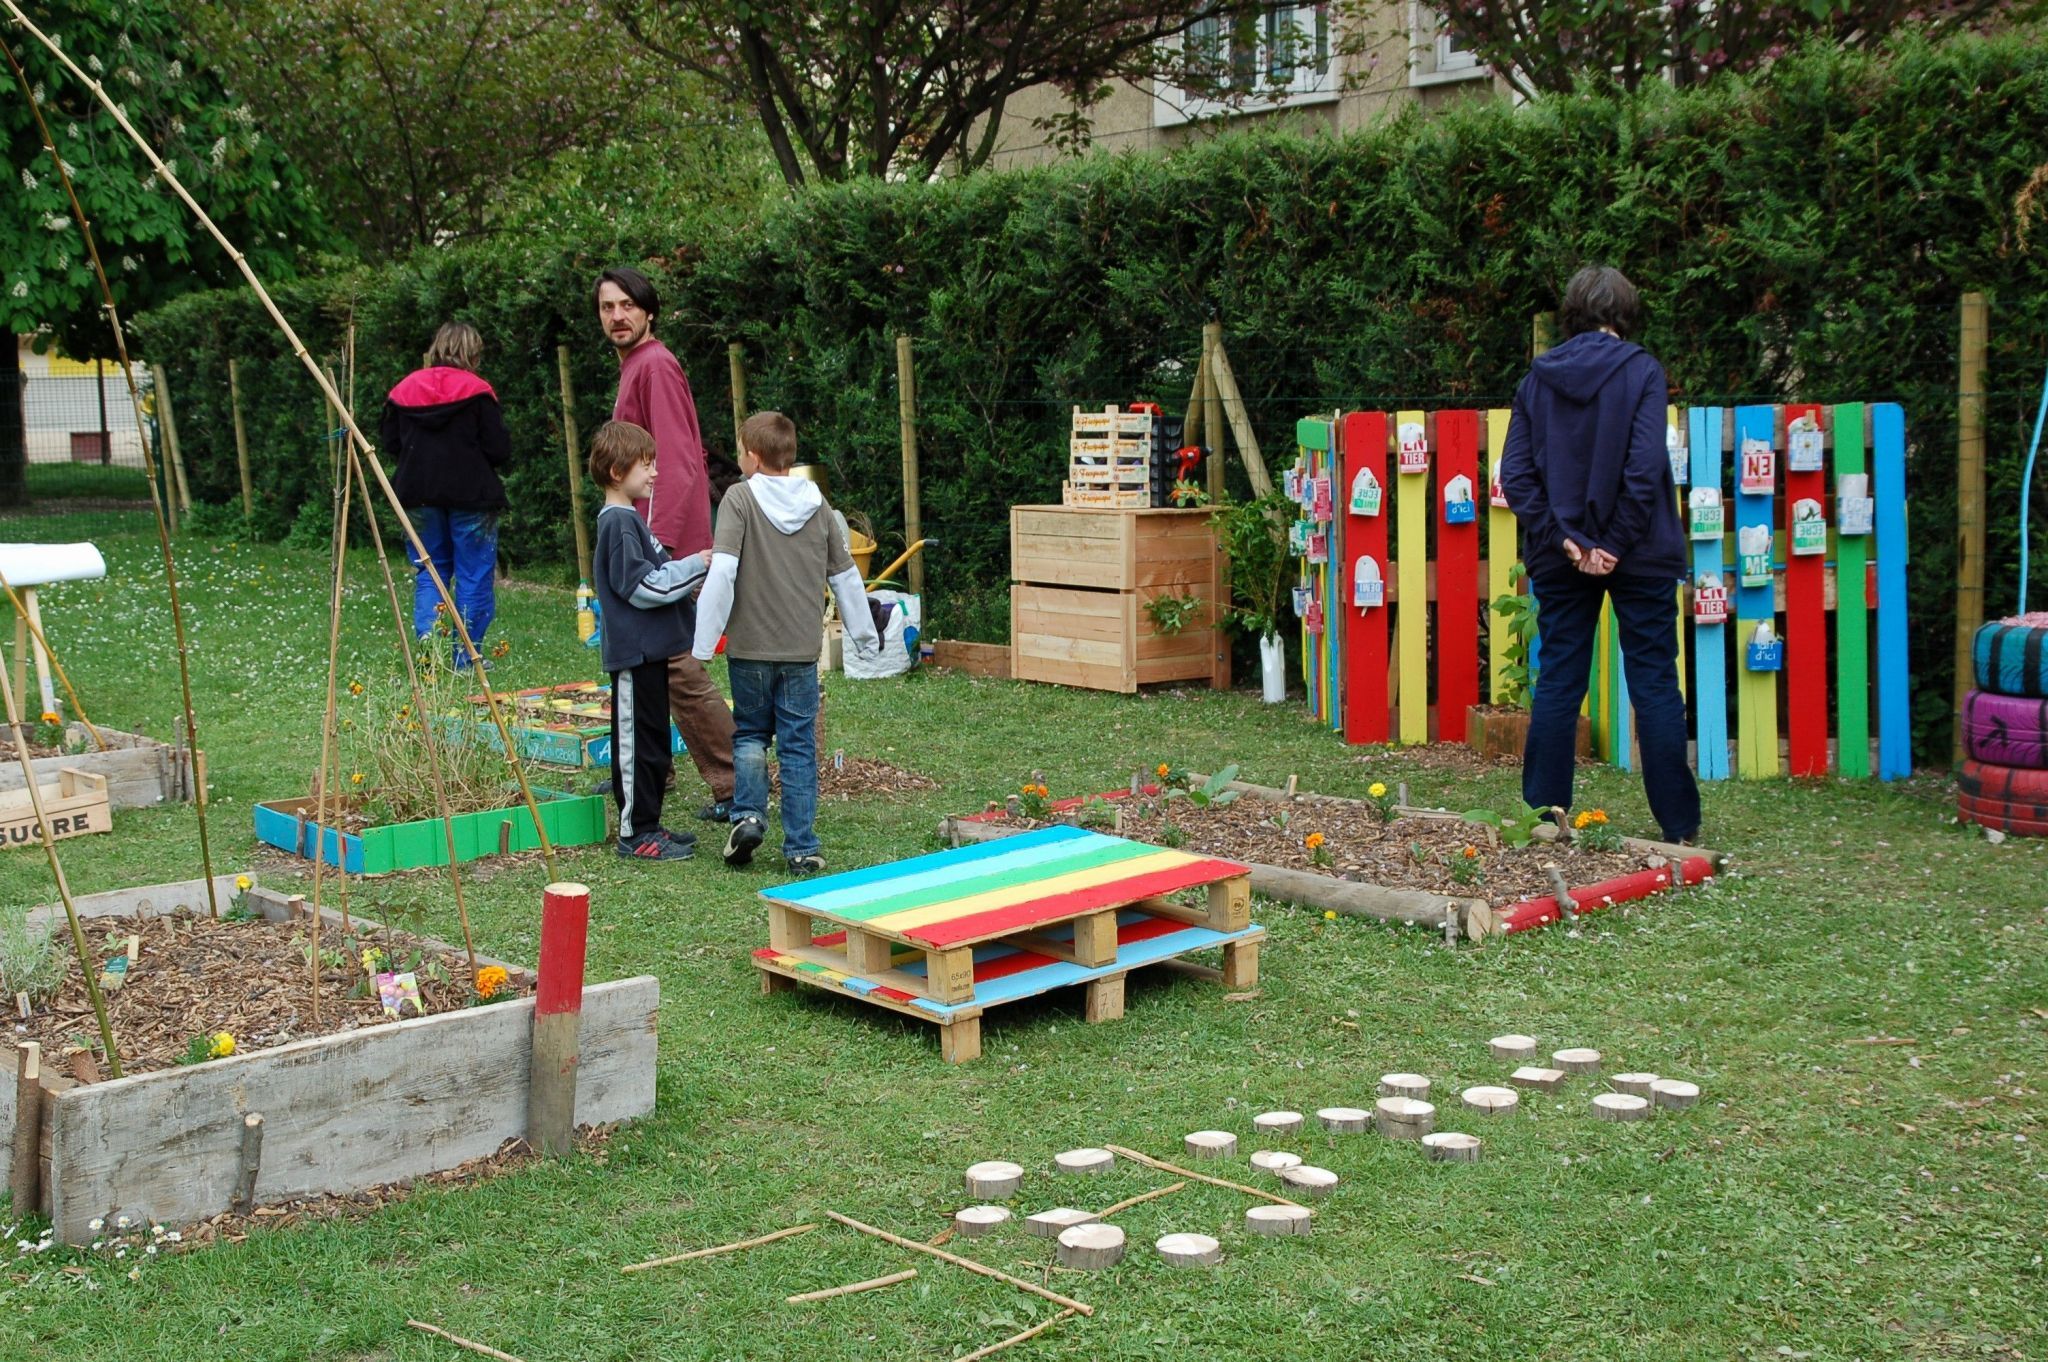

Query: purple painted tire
left=1961, top=689, right=2048, bottom=769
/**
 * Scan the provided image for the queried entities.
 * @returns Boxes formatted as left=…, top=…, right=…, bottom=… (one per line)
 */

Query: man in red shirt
left=595, top=266, right=736, bottom=819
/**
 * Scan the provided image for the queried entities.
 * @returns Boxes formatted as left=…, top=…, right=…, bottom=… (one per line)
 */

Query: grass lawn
left=0, top=521, right=2041, bottom=1361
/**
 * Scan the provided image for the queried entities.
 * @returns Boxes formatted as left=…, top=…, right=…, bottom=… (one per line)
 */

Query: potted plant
left=1467, top=567, right=1591, bottom=761
left=1213, top=490, right=1294, bottom=702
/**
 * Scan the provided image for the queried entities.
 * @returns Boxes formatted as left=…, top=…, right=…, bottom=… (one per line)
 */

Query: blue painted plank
left=1690, top=406, right=1729, bottom=781
left=1872, top=403, right=1911, bottom=779
left=763, top=825, right=1095, bottom=906
left=896, top=920, right=1265, bottom=1019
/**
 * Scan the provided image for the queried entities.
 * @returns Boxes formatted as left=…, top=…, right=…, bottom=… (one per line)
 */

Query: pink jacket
left=612, top=337, right=711, bottom=555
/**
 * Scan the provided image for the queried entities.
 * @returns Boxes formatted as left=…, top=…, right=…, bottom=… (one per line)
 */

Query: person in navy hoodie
left=380, top=322, right=511, bottom=668
left=1499, top=266, right=1701, bottom=844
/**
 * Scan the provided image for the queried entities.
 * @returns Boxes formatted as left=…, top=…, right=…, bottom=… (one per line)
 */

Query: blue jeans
left=408, top=508, right=498, bottom=665
left=1524, top=564, right=1701, bottom=843
left=728, top=658, right=820, bottom=860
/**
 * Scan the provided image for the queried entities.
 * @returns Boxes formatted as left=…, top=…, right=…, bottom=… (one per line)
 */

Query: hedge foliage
left=134, top=32, right=2048, bottom=757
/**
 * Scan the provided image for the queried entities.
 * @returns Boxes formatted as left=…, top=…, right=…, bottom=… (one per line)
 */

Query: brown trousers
left=667, top=652, right=735, bottom=801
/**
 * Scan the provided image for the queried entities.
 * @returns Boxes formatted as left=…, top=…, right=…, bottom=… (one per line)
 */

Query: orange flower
left=347, top=681, right=364, bottom=696
left=1156, top=763, right=1170, bottom=778
left=1462, top=845, right=1479, bottom=858
left=475, top=965, right=509, bottom=1000
left=349, top=771, right=365, bottom=785
left=1304, top=832, right=1326, bottom=850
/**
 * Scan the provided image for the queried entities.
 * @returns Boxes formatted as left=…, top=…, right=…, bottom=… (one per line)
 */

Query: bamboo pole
left=824, top=1211, right=1095, bottom=1317
left=950, top=1309, right=1080, bottom=1362
left=727, top=340, right=747, bottom=465
left=0, top=570, right=106, bottom=749
left=1101, top=1144, right=1301, bottom=1207
left=0, top=34, right=220, bottom=919
left=151, top=363, right=193, bottom=513
left=1202, top=321, right=1224, bottom=502
left=1207, top=343, right=1272, bottom=497
left=896, top=334, right=924, bottom=597
left=229, top=357, right=253, bottom=516
left=621, top=1222, right=818, bottom=1273
left=555, top=346, right=593, bottom=586
left=0, top=3, right=559, bottom=882
left=306, top=440, right=355, bottom=1019
left=785, top=1269, right=917, bottom=1304
left=1955, top=291, right=1989, bottom=766
left=404, top=1321, right=527, bottom=1362
left=1532, top=311, right=1555, bottom=358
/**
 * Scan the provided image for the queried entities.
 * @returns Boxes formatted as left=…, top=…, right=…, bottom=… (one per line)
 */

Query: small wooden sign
left=1688, top=488, right=1723, bottom=541
left=1348, top=466, right=1383, bottom=517
left=0, top=768, right=111, bottom=849
left=1397, top=421, right=1429, bottom=475
left=1787, top=415, right=1825, bottom=472
left=1790, top=498, right=1827, bottom=556
left=1746, top=622, right=1785, bottom=672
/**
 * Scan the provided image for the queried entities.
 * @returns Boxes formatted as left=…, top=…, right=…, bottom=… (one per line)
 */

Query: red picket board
left=1782, top=402, right=1829, bottom=776
left=1342, top=410, right=1390, bottom=745
left=1435, top=410, right=1480, bottom=743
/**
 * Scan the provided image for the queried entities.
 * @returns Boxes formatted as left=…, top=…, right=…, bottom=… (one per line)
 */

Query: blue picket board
left=1689, top=406, right=1729, bottom=780
left=1872, top=403, right=1911, bottom=779
left=1610, top=603, right=1633, bottom=771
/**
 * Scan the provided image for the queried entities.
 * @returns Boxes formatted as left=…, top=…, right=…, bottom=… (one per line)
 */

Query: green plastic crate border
left=252, top=788, right=607, bottom=873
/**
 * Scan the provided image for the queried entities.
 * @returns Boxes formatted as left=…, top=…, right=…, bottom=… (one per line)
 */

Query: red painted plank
left=1435, top=410, right=1481, bottom=743
left=1783, top=402, right=1828, bottom=776
left=906, top=859, right=1248, bottom=948
left=1342, top=410, right=1391, bottom=744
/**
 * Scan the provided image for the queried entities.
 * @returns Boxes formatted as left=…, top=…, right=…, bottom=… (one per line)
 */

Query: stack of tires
left=1959, top=618, right=2048, bottom=836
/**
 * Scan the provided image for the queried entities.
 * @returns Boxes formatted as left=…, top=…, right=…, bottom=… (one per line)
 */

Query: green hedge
left=134, top=32, right=2048, bottom=758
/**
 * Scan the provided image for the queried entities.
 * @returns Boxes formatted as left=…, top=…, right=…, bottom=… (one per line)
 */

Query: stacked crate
left=1063, top=406, right=1154, bottom=508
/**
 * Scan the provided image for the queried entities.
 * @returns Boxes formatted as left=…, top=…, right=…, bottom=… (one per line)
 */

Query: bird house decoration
left=1738, top=523, right=1774, bottom=587
left=1285, top=466, right=1304, bottom=503
left=1790, top=497, right=1827, bottom=555
left=1398, top=421, right=1428, bottom=475
left=1352, top=555, right=1385, bottom=610
left=1689, top=487, right=1724, bottom=541
left=1746, top=620, right=1785, bottom=672
left=1306, top=529, right=1329, bottom=565
left=1288, top=519, right=1310, bottom=555
left=1693, top=572, right=1729, bottom=624
left=1349, top=466, right=1383, bottom=517
left=1739, top=436, right=1776, bottom=495
left=1291, top=584, right=1311, bottom=618
left=1667, top=423, right=1689, bottom=485
left=1442, top=474, right=1476, bottom=525
left=1489, top=467, right=1510, bottom=509
left=1837, top=473, right=1874, bottom=536
left=1787, top=413, right=1825, bottom=472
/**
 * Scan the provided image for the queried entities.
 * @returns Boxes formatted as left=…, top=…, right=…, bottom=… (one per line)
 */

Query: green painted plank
left=1834, top=403, right=1870, bottom=778
left=1296, top=418, right=1334, bottom=451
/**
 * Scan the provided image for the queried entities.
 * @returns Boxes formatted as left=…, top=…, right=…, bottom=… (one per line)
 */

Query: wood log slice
left=1489, top=1033, right=1538, bottom=1062
left=1374, top=1097, right=1436, bottom=1139
left=1611, top=1073, right=1660, bottom=1098
left=1249, top=1150, right=1303, bottom=1175
left=1422, top=1131, right=1482, bottom=1163
left=954, top=1206, right=1012, bottom=1236
left=1316, top=1106, right=1370, bottom=1134
left=1055, top=1222, right=1125, bottom=1270
left=1553, top=1047, right=1603, bottom=1075
left=964, top=1160, right=1024, bottom=1199
left=1461, top=1085, right=1521, bottom=1116
left=1244, top=1204, right=1315, bottom=1236
left=1183, top=1130, right=1238, bottom=1160
left=1379, top=1073, right=1431, bottom=1100
left=1154, top=1232, right=1223, bottom=1268
left=1591, top=1092, right=1650, bottom=1122
left=1510, top=1066, right=1566, bottom=1091
left=1025, top=1208, right=1096, bottom=1238
left=1054, top=1147, right=1113, bottom=1176
left=1278, top=1165, right=1339, bottom=1199
left=1253, top=1110, right=1304, bottom=1136
left=1650, top=1079, right=1700, bottom=1110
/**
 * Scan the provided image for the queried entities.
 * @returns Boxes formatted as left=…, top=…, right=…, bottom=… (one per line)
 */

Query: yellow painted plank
left=1486, top=408, right=1514, bottom=705
left=1395, top=409, right=1429, bottom=745
left=867, top=847, right=1203, bottom=937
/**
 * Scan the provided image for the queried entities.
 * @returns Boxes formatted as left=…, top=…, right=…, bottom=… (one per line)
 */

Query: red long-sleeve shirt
left=612, top=337, right=711, bottom=556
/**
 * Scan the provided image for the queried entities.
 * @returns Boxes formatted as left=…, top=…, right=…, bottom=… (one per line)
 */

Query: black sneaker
left=618, top=831, right=693, bottom=862
left=698, top=798, right=733, bottom=822
left=786, top=853, right=826, bottom=877
left=722, top=815, right=766, bottom=868
left=658, top=826, right=700, bottom=853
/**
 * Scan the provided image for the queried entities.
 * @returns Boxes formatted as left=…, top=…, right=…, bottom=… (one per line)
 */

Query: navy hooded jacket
left=1498, top=331, right=1686, bottom=579
left=380, top=366, right=511, bottom=513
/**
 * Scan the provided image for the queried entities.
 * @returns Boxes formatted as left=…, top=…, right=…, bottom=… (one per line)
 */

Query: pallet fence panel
left=1833, top=403, right=1872, bottom=779
left=1291, top=418, right=1339, bottom=727
left=1485, top=408, right=1515, bottom=706
left=1394, top=409, right=1429, bottom=744
left=1872, top=403, right=1911, bottom=779
left=1343, top=410, right=1392, bottom=745
left=1435, top=410, right=1480, bottom=743
left=1733, top=404, right=1780, bottom=779
left=1782, top=401, right=1829, bottom=777
left=1689, top=405, right=1730, bottom=781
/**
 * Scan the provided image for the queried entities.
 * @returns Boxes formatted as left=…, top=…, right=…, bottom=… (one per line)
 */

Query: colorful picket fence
left=1284, top=404, right=1911, bottom=779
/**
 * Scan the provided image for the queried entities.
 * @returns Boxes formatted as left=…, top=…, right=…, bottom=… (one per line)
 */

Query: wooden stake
left=1181, top=338, right=1207, bottom=450
left=949, top=1308, right=1080, bottom=1362
left=405, top=1320, right=527, bottom=1362
left=1202, top=321, right=1225, bottom=502
left=305, top=439, right=356, bottom=1017
left=528, top=882, right=589, bottom=1156
left=824, top=1210, right=1095, bottom=1317
left=896, top=334, right=924, bottom=597
left=9, top=1041, right=41, bottom=1214
left=727, top=341, right=748, bottom=466
left=555, top=346, right=593, bottom=587
left=1091, top=1180, right=1186, bottom=1221
left=1955, top=290, right=1989, bottom=765
left=151, top=362, right=192, bottom=518
left=620, top=1222, right=818, bottom=1273
left=1054, top=1222, right=1124, bottom=1270
left=1244, top=1205, right=1313, bottom=1236
left=1182, top=1130, right=1237, bottom=1160
left=1154, top=1232, right=1222, bottom=1268
left=230, top=1112, right=264, bottom=1214
left=786, top=1268, right=917, bottom=1304
left=1207, top=343, right=1272, bottom=497
left=228, top=356, right=253, bottom=517
left=1102, top=1144, right=1302, bottom=1207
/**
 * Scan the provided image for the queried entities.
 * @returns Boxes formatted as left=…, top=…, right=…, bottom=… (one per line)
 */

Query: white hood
left=748, top=473, right=824, bottom=534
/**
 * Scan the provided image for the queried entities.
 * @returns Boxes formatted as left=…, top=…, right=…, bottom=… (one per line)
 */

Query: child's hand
left=698, top=549, right=713, bottom=566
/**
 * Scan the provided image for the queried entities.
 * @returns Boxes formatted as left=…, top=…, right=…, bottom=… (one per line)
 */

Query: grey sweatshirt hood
left=747, top=473, right=824, bottom=534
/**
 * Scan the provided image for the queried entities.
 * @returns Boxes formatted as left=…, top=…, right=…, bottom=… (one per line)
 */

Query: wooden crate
left=1009, top=505, right=1226, bottom=693
left=0, top=768, right=110, bottom=848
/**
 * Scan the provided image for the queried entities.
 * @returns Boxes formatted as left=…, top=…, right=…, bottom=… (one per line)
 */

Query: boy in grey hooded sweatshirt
left=692, top=411, right=879, bottom=874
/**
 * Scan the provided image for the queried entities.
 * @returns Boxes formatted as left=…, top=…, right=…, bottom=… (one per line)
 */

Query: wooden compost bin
left=1009, top=505, right=1228, bottom=693
left=253, top=789, right=607, bottom=874
left=0, top=875, right=658, bottom=1246
left=0, top=723, right=195, bottom=810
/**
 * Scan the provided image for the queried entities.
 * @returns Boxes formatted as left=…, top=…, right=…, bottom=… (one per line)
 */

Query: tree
left=193, top=0, right=723, bottom=256
left=1424, top=0, right=2033, bottom=100
left=1, top=0, right=326, bottom=506
left=608, top=0, right=1283, bottom=186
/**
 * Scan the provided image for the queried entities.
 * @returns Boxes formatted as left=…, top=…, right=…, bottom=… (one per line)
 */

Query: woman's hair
left=593, top=265, right=660, bottom=318
left=425, top=321, right=484, bottom=372
left=1558, top=266, right=1642, bottom=341
left=588, top=420, right=657, bottom=487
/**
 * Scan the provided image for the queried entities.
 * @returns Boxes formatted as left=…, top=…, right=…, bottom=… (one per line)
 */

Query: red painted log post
left=529, top=881, right=590, bottom=1157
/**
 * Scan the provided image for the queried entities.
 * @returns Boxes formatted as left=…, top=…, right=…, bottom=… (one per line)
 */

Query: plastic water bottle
left=577, top=582, right=601, bottom=648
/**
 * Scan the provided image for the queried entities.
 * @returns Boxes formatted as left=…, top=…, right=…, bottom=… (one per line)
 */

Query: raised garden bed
left=0, top=875, right=657, bottom=1245
left=253, top=788, right=606, bottom=874
left=0, top=722, right=196, bottom=810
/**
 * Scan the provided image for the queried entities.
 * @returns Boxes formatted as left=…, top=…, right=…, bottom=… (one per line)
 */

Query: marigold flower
left=350, top=771, right=365, bottom=785
left=1304, top=832, right=1326, bottom=850
left=1462, top=845, right=1478, bottom=858
left=1156, top=763, right=1170, bottom=778
left=208, top=1032, right=235, bottom=1058
left=476, top=965, right=509, bottom=999
left=1323, top=910, right=1337, bottom=921
left=1368, top=781, right=1388, bottom=799
left=1573, top=811, right=1592, bottom=830
left=234, top=874, right=252, bottom=892
left=347, top=681, right=363, bottom=696
left=38, top=710, right=60, bottom=725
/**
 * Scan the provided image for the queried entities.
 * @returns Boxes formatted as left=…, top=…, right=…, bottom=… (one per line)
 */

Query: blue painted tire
left=1972, top=621, right=2048, bottom=698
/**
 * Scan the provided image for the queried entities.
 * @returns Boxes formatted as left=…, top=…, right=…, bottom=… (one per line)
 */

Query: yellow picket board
left=1590, top=603, right=1613, bottom=757
left=1395, top=409, right=1429, bottom=744
left=1486, top=408, right=1515, bottom=705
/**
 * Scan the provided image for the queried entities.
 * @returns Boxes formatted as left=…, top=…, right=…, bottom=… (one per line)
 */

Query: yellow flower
left=1304, top=832, right=1326, bottom=850
left=1323, top=910, right=1337, bottom=921
left=1589, top=809, right=1608, bottom=824
left=208, top=1032, right=236, bottom=1058
left=350, top=771, right=365, bottom=785
left=360, top=948, right=386, bottom=973
left=347, top=681, right=364, bottom=696
left=476, top=965, right=509, bottom=1000
left=234, top=874, right=252, bottom=892
left=1156, top=763, right=1170, bottom=778
left=1368, top=782, right=1388, bottom=799
left=38, top=710, right=60, bottom=725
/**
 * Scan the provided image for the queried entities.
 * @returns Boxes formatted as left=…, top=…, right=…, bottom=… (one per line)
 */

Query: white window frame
left=1408, top=3, right=1489, bottom=88
left=1153, top=5, right=1339, bottom=130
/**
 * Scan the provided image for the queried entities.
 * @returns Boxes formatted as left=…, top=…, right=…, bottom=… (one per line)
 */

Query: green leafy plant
left=1365, top=780, right=1397, bottom=823
left=1447, top=844, right=1485, bottom=885
left=1490, top=570, right=1540, bottom=709
left=1165, top=764, right=1242, bottom=809
left=1169, top=479, right=1209, bottom=507
left=1074, top=794, right=1117, bottom=828
left=1462, top=801, right=1551, bottom=848
left=0, top=903, right=63, bottom=1007
left=1156, top=821, right=1186, bottom=849
left=1142, top=590, right=1205, bottom=637
left=1212, top=491, right=1295, bottom=641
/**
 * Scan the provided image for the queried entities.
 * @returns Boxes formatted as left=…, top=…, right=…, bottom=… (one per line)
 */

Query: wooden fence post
left=9, top=1041, right=40, bottom=1215
left=150, top=363, right=193, bottom=514
left=728, top=342, right=748, bottom=462
left=528, top=881, right=589, bottom=1157
left=555, top=346, right=593, bottom=587
left=1208, top=342, right=1272, bottom=499
left=228, top=357, right=253, bottom=517
left=896, top=335, right=924, bottom=597
left=1954, top=291, right=1989, bottom=766
left=1203, top=321, right=1225, bottom=502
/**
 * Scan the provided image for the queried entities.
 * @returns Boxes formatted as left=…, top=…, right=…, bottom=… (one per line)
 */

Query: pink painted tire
left=1961, top=689, right=2048, bottom=769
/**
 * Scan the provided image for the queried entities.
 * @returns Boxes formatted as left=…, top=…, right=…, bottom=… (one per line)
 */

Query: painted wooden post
left=896, top=336, right=924, bottom=597
left=1436, top=409, right=1479, bottom=743
left=1953, top=292, right=1988, bottom=766
left=1343, top=410, right=1390, bottom=744
left=1689, top=405, right=1730, bottom=781
left=1394, top=409, right=1429, bottom=744
left=1733, top=404, right=1780, bottom=779
left=555, top=346, right=593, bottom=589
left=1782, top=401, right=1829, bottom=776
left=1833, top=403, right=1872, bottom=778
left=1486, top=408, right=1515, bottom=706
left=1873, top=403, right=1911, bottom=778
left=528, top=881, right=590, bottom=1157
left=228, top=358, right=253, bottom=517
left=727, top=341, right=747, bottom=467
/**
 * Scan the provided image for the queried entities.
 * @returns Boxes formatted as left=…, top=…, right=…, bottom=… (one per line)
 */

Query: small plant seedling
left=1462, top=800, right=1550, bottom=848
left=1490, top=569, right=1539, bottom=709
left=1166, top=764, right=1242, bottom=810
left=1143, top=591, right=1206, bottom=637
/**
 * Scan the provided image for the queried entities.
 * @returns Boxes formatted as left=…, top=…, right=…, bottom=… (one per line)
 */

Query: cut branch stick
left=9, top=1041, right=41, bottom=1213
left=949, top=1308, right=1080, bottom=1362
left=151, top=362, right=191, bottom=517
left=823, top=1211, right=1095, bottom=1317
left=1091, top=1180, right=1186, bottom=1220
left=229, top=356, right=253, bottom=516
left=305, top=442, right=356, bottom=1018
left=620, top=1222, right=818, bottom=1273
left=785, top=1269, right=917, bottom=1304
left=230, top=1112, right=263, bottom=1214
left=555, top=346, right=593, bottom=587
left=404, top=1320, right=526, bottom=1362
left=1102, top=1145, right=1301, bottom=1207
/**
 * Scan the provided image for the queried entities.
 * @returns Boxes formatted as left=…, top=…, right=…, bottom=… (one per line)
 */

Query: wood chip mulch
left=11, top=909, right=528, bottom=1076
left=979, top=794, right=1656, bottom=907
left=771, top=754, right=940, bottom=803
